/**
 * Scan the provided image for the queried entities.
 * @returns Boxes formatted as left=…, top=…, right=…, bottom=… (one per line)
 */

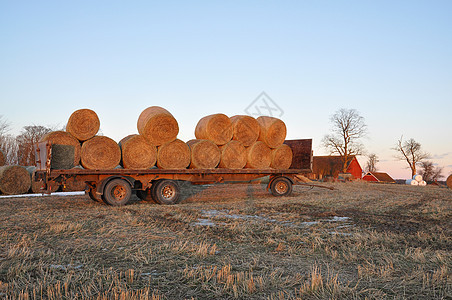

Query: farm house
left=309, top=155, right=362, bottom=180
left=362, top=172, right=395, bottom=183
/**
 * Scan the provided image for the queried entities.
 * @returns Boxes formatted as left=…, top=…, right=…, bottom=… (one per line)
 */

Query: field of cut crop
left=0, top=182, right=451, bottom=299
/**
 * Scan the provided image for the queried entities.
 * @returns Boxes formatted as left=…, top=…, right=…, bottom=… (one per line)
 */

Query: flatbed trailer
left=34, top=139, right=313, bottom=206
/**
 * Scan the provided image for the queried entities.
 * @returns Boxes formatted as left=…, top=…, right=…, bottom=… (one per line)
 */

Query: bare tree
left=16, top=125, right=52, bottom=166
left=365, top=153, right=379, bottom=173
left=419, top=161, right=443, bottom=182
left=393, top=136, right=429, bottom=177
left=322, top=108, right=367, bottom=173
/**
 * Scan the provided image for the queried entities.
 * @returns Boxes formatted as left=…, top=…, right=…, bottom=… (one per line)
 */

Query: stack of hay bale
left=194, top=114, right=292, bottom=169
left=405, top=174, right=427, bottom=186
left=17, top=107, right=292, bottom=195
left=41, top=108, right=292, bottom=171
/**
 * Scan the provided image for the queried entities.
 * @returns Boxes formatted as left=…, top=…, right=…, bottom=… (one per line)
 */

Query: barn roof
left=365, top=172, right=395, bottom=183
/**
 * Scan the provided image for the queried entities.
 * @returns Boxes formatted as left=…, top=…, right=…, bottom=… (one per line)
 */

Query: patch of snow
left=192, top=218, right=217, bottom=227
left=0, top=191, right=85, bottom=199
left=328, top=216, right=350, bottom=222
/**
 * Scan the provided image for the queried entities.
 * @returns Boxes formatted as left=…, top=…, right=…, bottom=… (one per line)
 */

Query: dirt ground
left=0, top=182, right=451, bottom=299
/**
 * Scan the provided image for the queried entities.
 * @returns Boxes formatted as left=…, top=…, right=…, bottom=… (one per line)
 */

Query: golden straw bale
left=0, top=149, right=4, bottom=166
left=157, top=139, right=190, bottom=169
left=39, top=131, right=81, bottom=167
left=218, top=140, right=247, bottom=169
left=270, top=144, right=293, bottom=169
left=230, top=115, right=260, bottom=146
left=0, top=165, right=31, bottom=195
left=187, top=139, right=220, bottom=169
left=80, top=136, right=121, bottom=170
left=195, top=113, right=233, bottom=145
left=66, top=109, right=100, bottom=141
left=119, top=134, right=157, bottom=169
left=137, top=106, right=179, bottom=146
left=447, top=174, right=452, bottom=189
left=245, top=141, right=272, bottom=169
left=257, top=116, right=287, bottom=148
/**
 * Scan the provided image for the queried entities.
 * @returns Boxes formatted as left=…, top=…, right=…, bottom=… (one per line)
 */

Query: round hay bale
left=81, top=136, right=121, bottom=170
left=446, top=174, right=452, bottom=189
left=26, top=166, right=60, bottom=193
left=270, top=144, right=293, bottom=169
left=66, top=109, right=100, bottom=141
left=406, top=179, right=419, bottom=186
left=187, top=139, right=220, bottom=169
left=413, top=174, right=423, bottom=182
left=0, top=165, right=31, bottom=195
left=230, top=115, right=260, bottom=147
left=39, top=131, right=81, bottom=167
left=119, top=134, right=157, bottom=169
left=0, top=149, right=5, bottom=166
left=245, top=141, right=272, bottom=169
left=218, top=140, right=246, bottom=169
left=257, top=116, right=287, bottom=148
left=157, top=139, right=190, bottom=169
left=195, top=113, right=233, bottom=145
left=137, top=106, right=179, bottom=146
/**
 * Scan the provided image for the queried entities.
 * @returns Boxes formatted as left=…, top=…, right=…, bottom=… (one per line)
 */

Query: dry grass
left=0, top=182, right=451, bottom=299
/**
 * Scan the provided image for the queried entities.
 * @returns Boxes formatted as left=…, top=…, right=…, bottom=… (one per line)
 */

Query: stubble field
left=0, top=181, right=451, bottom=299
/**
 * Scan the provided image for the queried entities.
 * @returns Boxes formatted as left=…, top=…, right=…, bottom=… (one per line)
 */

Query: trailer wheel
left=153, top=180, right=180, bottom=205
left=102, top=179, right=132, bottom=206
left=88, top=188, right=103, bottom=203
left=136, top=187, right=157, bottom=203
left=270, top=177, right=293, bottom=197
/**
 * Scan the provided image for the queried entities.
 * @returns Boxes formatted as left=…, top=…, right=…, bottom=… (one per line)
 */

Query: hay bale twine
left=446, top=174, right=452, bottom=189
left=39, top=131, right=81, bottom=166
left=0, top=149, right=5, bottom=166
left=245, top=141, right=272, bottom=169
left=195, top=113, right=233, bottom=145
left=230, top=115, right=260, bottom=147
left=187, top=139, right=220, bottom=169
left=66, top=109, right=100, bottom=141
left=157, top=139, right=190, bottom=169
left=26, top=166, right=59, bottom=193
left=218, top=140, right=246, bottom=169
left=0, top=165, right=31, bottom=195
left=257, top=116, right=287, bottom=148
left=270, top=144, right=293, bottom=169
left=81, top=136, right=121, bottom=170
left=119, top=134, right=157, bottom=169
left=137, top=106, right=179, bottom=146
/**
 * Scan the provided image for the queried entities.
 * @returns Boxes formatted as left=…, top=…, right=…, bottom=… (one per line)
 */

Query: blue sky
left=1, top=1, right=451, bottom=179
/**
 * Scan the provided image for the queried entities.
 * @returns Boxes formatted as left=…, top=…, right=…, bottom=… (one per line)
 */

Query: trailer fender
left=96, top=176, right=134, bottom=195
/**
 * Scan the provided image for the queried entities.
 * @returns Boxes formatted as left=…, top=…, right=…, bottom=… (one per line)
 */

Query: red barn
left=362, top=172, right=395, bottom=183
left=310, top=156, right=362, bottom=180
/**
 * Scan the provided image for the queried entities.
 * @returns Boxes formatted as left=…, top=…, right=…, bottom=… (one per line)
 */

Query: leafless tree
left=393, top=136, right=429, bottom=177
left=322, top=108, right=367, bottom=173
left=16, top=125, right=52, bottom=166
left=365, top=153, right=379, bottom=173
left=419, top=161, right=443, bottom=182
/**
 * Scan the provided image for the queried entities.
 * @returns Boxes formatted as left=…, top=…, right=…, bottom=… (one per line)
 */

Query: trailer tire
left=102, top=179, right=132, bottom=206
left=136, top=187, right=157, bottom=203
left=270, top=177, right=293, bottom=197
left=153, top=179, right=181, bottom=205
